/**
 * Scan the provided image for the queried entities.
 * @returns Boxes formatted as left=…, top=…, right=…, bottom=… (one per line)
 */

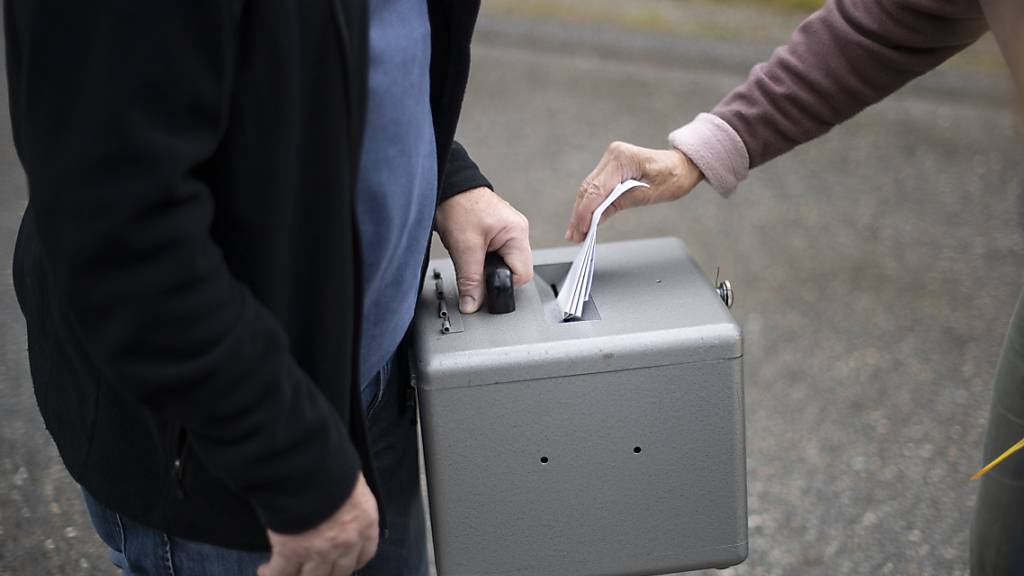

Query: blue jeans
left=84, top=352, right=428, bottom=576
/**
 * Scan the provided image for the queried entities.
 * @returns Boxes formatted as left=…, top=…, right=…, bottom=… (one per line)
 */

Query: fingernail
left=565, top=229, right=572, bottom=241
left=460, top=296, right=476, bottom=313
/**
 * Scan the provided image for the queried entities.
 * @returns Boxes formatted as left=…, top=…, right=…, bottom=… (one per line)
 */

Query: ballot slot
left=534, top=262, right=601, bottom=322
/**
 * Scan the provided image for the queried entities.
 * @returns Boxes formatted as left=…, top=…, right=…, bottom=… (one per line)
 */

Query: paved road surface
left=2, top=9, right=1022, bottom=576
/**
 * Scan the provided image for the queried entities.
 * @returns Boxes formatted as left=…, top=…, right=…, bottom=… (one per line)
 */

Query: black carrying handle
left=484, top=253, right=516, bottom=314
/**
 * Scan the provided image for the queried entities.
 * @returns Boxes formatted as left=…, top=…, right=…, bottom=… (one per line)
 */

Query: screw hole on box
left=633, top=446, right=642, bottom=454
left=540, top=456, right=549, bottom=464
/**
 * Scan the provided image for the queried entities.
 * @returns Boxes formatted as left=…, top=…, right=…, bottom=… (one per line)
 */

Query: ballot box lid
left=412, top=237, right=741, bottom=389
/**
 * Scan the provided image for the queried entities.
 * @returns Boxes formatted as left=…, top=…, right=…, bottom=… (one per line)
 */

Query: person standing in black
left=5, top=0, right=533, bottom=574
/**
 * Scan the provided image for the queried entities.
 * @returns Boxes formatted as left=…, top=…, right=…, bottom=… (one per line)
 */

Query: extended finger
left=568, top=145, right=630, bottom=242
left=567, top=156, right=614, bottom=242
left=572, top=168, right=621, bottom=241
left=566, top=149, right=614, bottom=242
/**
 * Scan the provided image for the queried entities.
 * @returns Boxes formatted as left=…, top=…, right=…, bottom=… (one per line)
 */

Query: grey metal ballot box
left=411, top=237, right=747, bottom=576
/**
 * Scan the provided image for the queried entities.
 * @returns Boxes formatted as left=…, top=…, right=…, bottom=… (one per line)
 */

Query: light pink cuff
left=668, top=113, right=749, bottom=197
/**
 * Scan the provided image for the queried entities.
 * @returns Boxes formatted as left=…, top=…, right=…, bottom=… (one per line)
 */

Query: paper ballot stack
left=557, top=179, right=649, bottom=320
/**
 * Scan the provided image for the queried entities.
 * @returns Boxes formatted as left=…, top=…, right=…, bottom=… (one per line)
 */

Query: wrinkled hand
left=435, top=187, right=533, bottom=313
left=566, top=142, right=703, bottom=243
left=259, top=473, right=379, bottom=576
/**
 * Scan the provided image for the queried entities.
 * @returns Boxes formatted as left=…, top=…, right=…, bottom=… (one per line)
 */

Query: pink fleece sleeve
left=670, top=0, right=988, bottom=196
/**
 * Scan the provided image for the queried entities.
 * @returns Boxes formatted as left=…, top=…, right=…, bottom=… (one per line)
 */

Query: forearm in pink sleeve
left=671, top=0, right=987, bottom=196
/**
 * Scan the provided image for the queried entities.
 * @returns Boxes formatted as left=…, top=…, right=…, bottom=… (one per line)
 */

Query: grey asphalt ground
left=2, top=6, right=1024, bottom=576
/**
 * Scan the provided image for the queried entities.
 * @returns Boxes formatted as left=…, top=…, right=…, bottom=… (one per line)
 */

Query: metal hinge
left=432, top=269, right=464, bottom=334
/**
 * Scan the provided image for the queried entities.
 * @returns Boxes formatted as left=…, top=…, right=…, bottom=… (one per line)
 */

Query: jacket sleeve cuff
left=668, top=113, right=750, bottom=197
left=255, top=454, right=360, bottom=535
left=440, top=141, right=493, bottom=203
left=250, top=407, right=362, bottom=535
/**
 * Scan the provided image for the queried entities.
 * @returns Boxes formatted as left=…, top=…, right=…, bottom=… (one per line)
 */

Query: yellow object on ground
left=972, top=437, right=1024, bottom=481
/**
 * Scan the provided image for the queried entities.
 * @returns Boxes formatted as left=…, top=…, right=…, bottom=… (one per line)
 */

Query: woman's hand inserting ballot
left=435, top=186, right=533, bottom=314
left=566, top=142, right=703, bottom=243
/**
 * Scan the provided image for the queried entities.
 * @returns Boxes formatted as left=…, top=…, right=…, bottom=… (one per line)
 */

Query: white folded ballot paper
left=557, top=179, right=649, bottom=320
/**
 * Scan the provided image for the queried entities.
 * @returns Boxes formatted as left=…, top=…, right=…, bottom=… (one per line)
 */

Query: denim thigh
left=357, top=349, right=428, bottom=576
left=83, top=489, right=269, bottom=575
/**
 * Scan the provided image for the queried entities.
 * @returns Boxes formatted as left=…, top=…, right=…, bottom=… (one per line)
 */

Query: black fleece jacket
left=6, top=0, right=490, bottom=550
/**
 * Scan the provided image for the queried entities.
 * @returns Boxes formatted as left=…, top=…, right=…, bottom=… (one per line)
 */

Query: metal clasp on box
left=432, top=269, right=464, bottom=334
left=714, top=267, right=734, bottom=309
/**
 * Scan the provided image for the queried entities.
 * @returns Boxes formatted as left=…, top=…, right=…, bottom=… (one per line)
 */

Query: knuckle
left=581, top=180, right=604, bottom=200
left=457, top=273, right=482, bottom=290
left=607, top=140, right=628, bottom=156
left=577, top=179, right=593, bottom=199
